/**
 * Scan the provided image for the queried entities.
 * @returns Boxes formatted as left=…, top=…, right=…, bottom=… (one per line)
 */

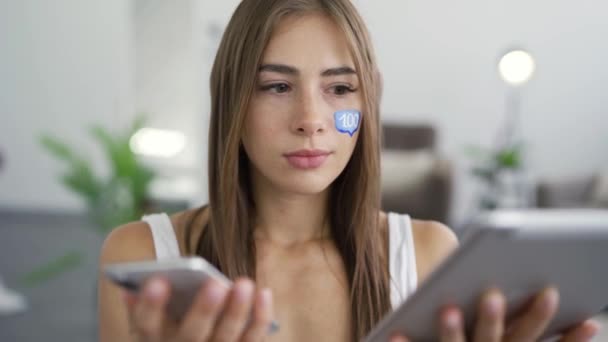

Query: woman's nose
left=290, top=90, right=328, bottom=137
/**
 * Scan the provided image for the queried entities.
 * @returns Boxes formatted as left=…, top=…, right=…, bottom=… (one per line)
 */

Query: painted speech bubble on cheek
left=334, top=109, right=361, bottom=137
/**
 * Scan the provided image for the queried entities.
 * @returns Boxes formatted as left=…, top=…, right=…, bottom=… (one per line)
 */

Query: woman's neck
left=251, top=179, right=331, bottom=246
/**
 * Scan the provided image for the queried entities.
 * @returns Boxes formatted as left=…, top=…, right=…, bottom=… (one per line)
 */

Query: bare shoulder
left=99, top=220, right=156, bottom=264
left=97, top=220, right=157, bottom=341
left=411, top=219, right=459, bottom=283
left=97, top=206, right=209, bottom=341
left=99, top=205, right=210, bottom=264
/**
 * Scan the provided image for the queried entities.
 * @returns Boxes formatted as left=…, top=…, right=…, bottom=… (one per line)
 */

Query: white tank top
left=142, top=211, right=418, bottom=309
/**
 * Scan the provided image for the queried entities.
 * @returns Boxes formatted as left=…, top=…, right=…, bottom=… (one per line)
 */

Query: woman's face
left=242, top=14, right=363, bottom=195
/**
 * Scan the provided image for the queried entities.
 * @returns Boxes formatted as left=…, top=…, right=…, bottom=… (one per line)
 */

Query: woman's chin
left=273, top=174, right=334, bottom=196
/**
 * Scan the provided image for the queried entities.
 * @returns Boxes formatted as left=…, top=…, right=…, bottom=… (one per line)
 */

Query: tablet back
left=365, top=210, right=608, bottom=342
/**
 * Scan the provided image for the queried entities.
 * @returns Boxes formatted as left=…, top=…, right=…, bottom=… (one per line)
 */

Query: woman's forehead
left=260, top=13, right=356, bottom=72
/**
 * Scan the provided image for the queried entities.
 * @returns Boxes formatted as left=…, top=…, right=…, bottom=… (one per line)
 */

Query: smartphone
left=104, top=256, right=279, bottom=334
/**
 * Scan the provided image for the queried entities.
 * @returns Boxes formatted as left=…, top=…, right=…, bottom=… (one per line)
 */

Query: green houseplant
left=466, top=143, right=525, bottom=210
left=21, top=116, right=156, bottom=286
left=40, top=115, right=155, bottom=234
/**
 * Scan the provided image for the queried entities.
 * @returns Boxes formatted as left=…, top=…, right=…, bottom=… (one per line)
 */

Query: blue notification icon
left=334, top=110, right=361, bottom=137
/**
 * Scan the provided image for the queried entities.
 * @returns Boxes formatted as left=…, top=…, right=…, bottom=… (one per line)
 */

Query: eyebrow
left=258, top=64, right=357, bottom=77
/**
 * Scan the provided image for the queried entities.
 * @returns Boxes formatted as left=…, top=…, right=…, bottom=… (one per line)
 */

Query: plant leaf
left=39, top=135, right=78, bottom=163
left=60, top=163, right=102, bottom=201
left=496, top=147, right=521, bottom=169
left=19, top=250, right=84, bottom=288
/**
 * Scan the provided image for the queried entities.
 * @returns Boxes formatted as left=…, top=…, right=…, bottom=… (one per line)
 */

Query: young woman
left=98, top=0, right=599, bottom=341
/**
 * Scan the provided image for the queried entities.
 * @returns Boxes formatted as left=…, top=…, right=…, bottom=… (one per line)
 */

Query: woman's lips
left=284, top=149, right=331, bottom=169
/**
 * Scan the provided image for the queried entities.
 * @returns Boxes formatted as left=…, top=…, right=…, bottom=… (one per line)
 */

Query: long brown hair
left=185, top=0, right=390, bottom=339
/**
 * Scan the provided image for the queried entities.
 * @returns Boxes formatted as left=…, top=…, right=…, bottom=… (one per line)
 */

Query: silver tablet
left=365, top=209, right=608, bottom=342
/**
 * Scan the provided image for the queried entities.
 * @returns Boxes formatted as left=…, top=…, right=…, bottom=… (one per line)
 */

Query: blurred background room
left=1, top=0, right=607, bottom=340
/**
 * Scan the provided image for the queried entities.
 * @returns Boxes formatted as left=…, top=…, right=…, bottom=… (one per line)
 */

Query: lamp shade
left=498, top=50, right=536, bottom=86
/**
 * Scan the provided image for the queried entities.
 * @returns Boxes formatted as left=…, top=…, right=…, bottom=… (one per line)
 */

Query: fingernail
left=584, top=321, right=601, bottom=339
left=206, top=282, right=227, bottom=304
left=236, top=280, right=254, bottom=302
left=486, top=294, right=503, bottom=316
left=542, top=288, right=559, bottom=312
left=389, top=334, right=408, bottom=342
left=260, top=288, right=272, bottom=307
left=145, top=279, right=165, bottom=299
left=445, top=311, right=460, bottom=331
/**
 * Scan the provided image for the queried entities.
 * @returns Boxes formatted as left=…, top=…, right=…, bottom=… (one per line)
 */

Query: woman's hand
left=390, top=287, right=601, bottom=342
left=123, top=276, right=274, bottom=342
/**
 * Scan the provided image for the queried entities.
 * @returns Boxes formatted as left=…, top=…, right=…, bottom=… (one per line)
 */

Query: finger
left=559, top=320, right=601, bottom=342
left=438, top=306, right=466, bottom=342
left=177, top=278, right=229, bottom=341
left=241, top=288, right=274, bottom=342
left=505, top=287, right=559, bottom=342
left=211, top=278, right=256, bottom=341
left=133, top=277, right=170, bottom=340
left=473, top=288, right=506, bottom=342
left=123, top=289, right=137, bottom=310
left=123, top=290, right=140, bottom=335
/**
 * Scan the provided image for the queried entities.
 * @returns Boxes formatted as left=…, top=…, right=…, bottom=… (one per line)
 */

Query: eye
left=332, top=85, right=357, bottom=96
left=261, top=83, right=291, bottom=94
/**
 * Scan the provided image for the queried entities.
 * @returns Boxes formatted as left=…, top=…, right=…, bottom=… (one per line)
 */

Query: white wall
left=132, top=0, right=207, bottom=205
left=131, top=0, right=242, bottom=206
left=356, top=0, right=608, bottom=225
left=0, top=0, right=237, bottom=213
left=0, top=0, right=135, bottom=211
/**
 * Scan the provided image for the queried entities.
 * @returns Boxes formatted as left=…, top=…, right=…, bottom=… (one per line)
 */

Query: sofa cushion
left=380, top=150, right=435, bottom=195
left=591, top=171, right=608, bottom=207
